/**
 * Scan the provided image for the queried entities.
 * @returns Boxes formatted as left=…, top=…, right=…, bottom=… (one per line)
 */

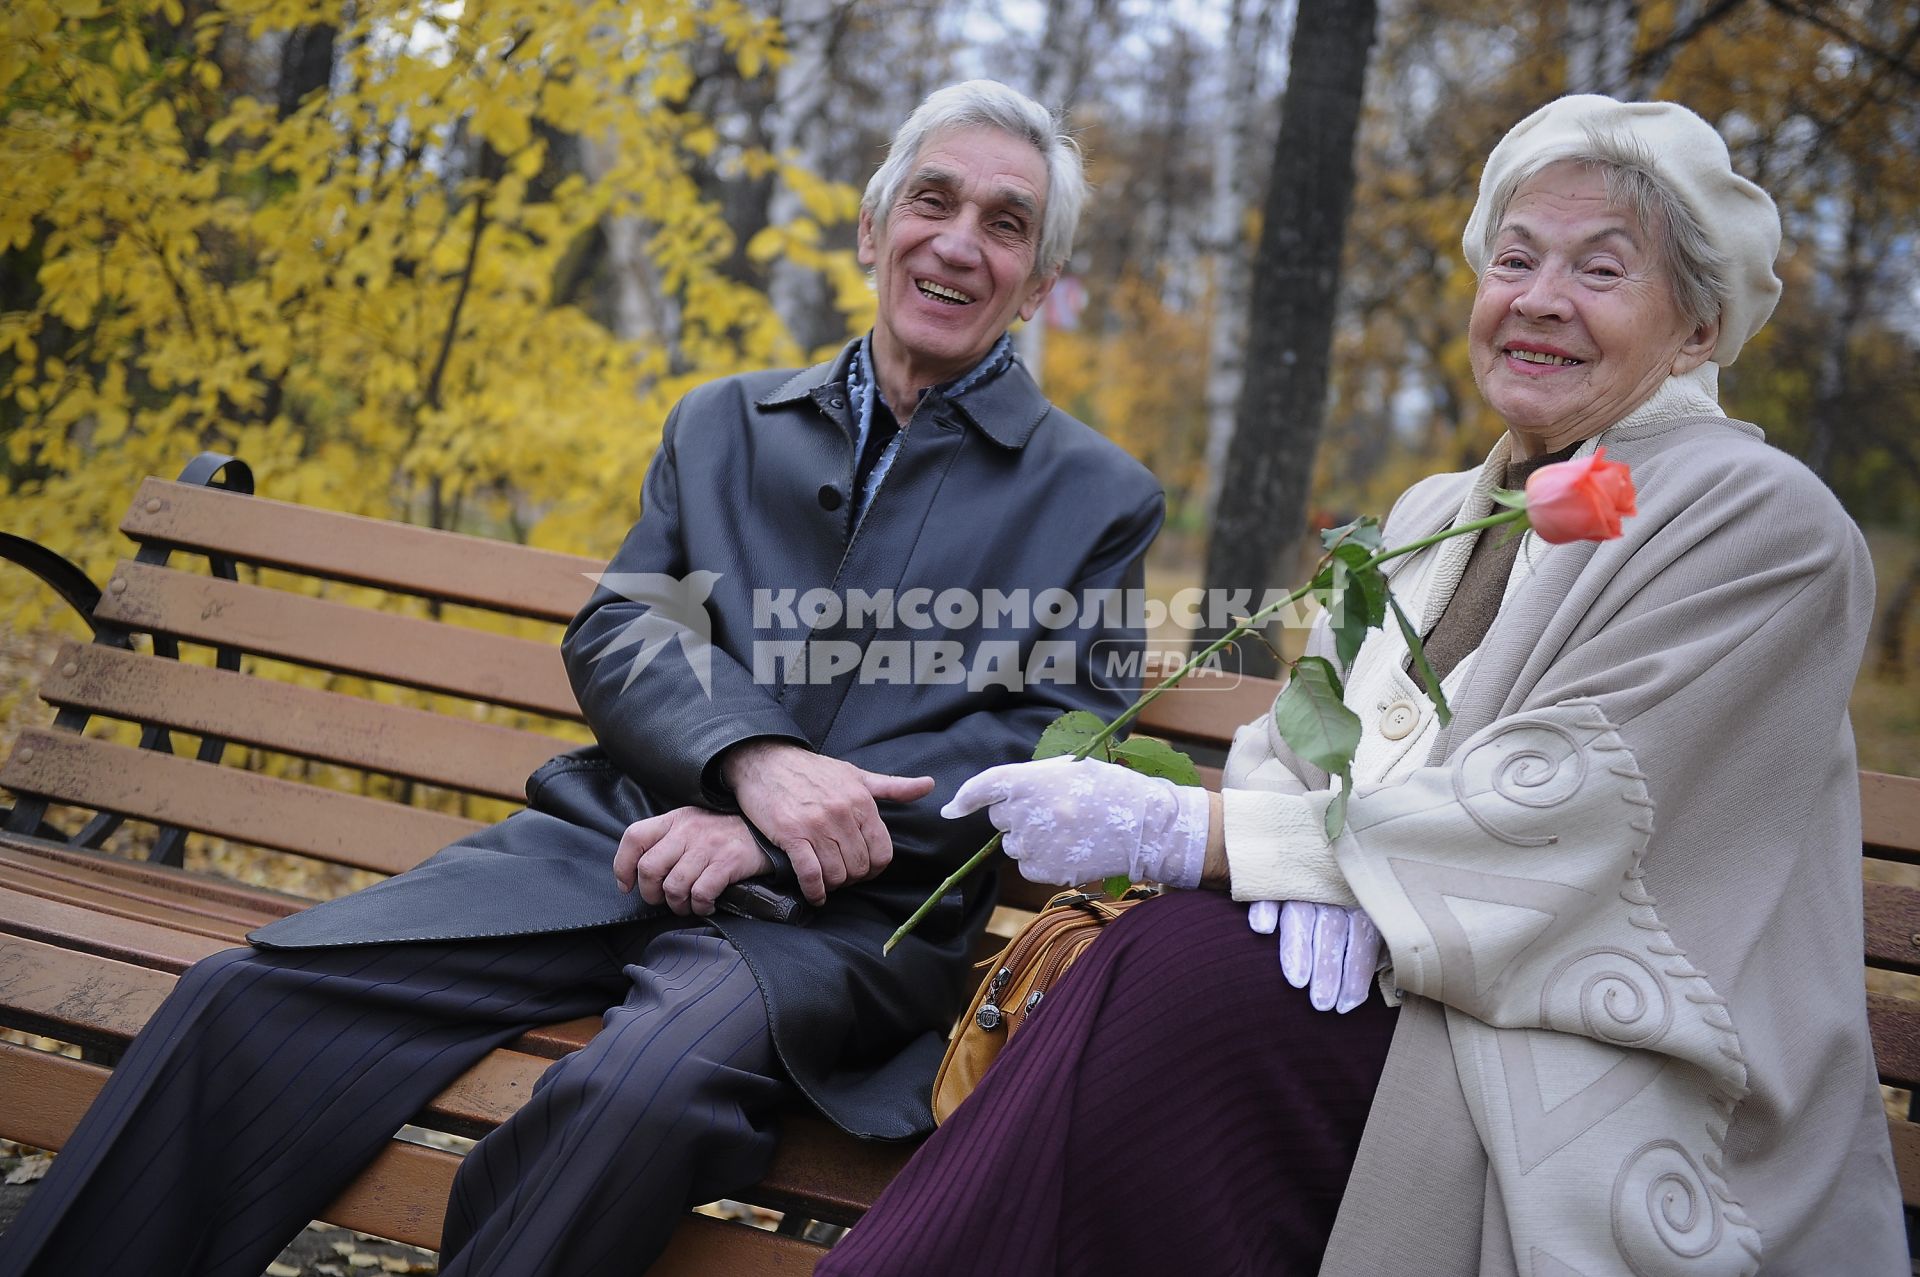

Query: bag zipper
left=974, top=892, right=1127, bottom=1033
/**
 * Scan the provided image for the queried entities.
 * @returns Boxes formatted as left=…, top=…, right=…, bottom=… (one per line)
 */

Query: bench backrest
left=1, top=475, right=1268, bottom=886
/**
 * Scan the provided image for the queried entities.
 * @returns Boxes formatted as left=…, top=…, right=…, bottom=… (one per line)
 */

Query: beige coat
left=1224, top=409, right=1902, bottom=1274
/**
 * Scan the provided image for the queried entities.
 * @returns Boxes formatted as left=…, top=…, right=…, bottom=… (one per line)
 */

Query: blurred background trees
left=3, top=0, right=1918, bottom=757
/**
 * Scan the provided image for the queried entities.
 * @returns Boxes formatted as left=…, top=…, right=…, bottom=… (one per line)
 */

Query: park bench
left=1, top=455, right=1917, bottom=1269
left=0, top=453, right=1273, bottom=1270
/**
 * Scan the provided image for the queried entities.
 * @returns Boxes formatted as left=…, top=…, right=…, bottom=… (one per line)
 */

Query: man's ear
left=856, top=207, right=877, bottom=269
left=1672, top=314, right=1720, bottom=375
left=1018, top=267, right=1060, bottom=323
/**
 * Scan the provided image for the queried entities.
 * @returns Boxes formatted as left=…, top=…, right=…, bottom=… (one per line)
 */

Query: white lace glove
left=941, top=755, right=1210, bottom=889
left=1247, top=900, right=1380, bottom=1014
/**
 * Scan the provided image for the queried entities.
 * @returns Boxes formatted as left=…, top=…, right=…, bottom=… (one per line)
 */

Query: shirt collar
left=756, top=332, right=1051, bottom=450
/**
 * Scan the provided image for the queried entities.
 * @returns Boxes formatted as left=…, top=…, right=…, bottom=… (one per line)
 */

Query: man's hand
left=721, top=741, right=934, bottom=905
left=615, top=808, right=771, bottom=916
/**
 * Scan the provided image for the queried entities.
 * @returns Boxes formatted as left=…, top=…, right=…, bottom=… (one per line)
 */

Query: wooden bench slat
left=758, top=1116, right=914, bottom=1227
left=122, top=478, right=602, bottom=623
left=0, top=859, right=599, bottom=1059
left=0, top=1042, right=829, bottom=1271
left=1, top=729, right=485, bottom=876
left=1133, top=669, right=1279, bottom=747
left=0, top=831, right=309, bottom=920
left=1868, top=990, right=1920, bottom=1090
left=1863, top=772, right=1920, bottom=859
left=0, top=862, right=252, bottom=946
left=93, top=561, right=583, bottom=720
left=0, top=934, right=173, bottom=1044
left=0, top=883, right=233, bottom=971
left=38, top=641, right=572, bottom=803
left=1864, top=876, right=1920, bottom=974
left=0, top=841, right=285, bottom=929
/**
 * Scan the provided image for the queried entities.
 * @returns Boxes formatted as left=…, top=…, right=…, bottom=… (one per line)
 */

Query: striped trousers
left=0, top=923, right=789, bottom=1277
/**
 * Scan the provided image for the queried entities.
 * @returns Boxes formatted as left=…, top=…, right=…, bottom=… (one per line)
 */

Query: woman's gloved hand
left=1248, top=900, right=1380, bottom=1014
left=942, top=756, right=1209, bottom=889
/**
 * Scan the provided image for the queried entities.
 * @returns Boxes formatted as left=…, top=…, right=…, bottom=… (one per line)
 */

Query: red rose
left=1523, top=448, right=1637, bottom=543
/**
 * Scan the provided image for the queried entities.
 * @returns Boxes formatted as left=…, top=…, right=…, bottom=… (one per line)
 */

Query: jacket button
left=818, top=484, right=843, bottom=511
left=1380, top=699, right=1420, bottom=741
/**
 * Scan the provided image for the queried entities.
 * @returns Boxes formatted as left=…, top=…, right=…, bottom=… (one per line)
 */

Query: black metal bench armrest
left=0, top=533, right=108, bottom=637
left=2, top=453, right=255, bottom=859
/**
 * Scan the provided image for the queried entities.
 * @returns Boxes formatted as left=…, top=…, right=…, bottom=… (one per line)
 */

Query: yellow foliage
left=1044, top=273, right=1209, bottom=516
left=2, top=0, right=820, bottom=624
left=0, top=0, right=855, bottom=856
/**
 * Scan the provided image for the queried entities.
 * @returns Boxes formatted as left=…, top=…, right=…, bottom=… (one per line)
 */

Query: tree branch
left=1628, top=0, right=1749, bottom=81
left=1763, top=0, right=1920, bottom=86
left=423, top=191, right=488, bottom=413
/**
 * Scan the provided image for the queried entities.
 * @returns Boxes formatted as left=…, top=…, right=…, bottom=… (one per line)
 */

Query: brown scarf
left=1412, top=440, right=1581, bottom=691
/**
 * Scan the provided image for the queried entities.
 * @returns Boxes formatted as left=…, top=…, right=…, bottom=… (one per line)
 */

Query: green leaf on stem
left=1033, top=710, right=1110, bottom=761
left=1324, top=545, right=1390, bottom=670
left=1488, top=485, right=1528, bottom=510
left=1320, top=515, right=1383, bottom=552
left=1102, top=873, right=1132, bottom=899
left=1324, top=771, right=1352, bottom=840
left=1389, top=595, right=1452, bottom=726
left=1111, top=736, right=1201, bottom=785
left=1272, top=656, right=1362, bottom=776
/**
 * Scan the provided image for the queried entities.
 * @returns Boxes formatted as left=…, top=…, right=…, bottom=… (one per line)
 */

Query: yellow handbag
left=931, top=886, right=1159, bottom=1124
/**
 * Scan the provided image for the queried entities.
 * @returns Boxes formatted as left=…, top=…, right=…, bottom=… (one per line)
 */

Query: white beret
left=1461, top=95, right=1782, bottom=365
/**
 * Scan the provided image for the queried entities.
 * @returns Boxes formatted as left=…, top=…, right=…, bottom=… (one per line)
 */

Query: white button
left=1380, top=699, right=1420, bottom=740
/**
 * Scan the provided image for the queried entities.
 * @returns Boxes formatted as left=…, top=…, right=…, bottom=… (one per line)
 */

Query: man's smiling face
left=858, top=126, right=1057, bottom=411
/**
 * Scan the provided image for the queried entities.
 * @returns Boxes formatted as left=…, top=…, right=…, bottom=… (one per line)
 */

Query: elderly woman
left=814, top=97, right=1904, bottom=1276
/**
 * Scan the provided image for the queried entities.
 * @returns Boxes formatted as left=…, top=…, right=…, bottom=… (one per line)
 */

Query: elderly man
left=1, top=80, right=1162, bottom=1277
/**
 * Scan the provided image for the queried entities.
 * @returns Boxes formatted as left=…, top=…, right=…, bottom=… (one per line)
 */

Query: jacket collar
left=755, top=335, right=1051, bottom=451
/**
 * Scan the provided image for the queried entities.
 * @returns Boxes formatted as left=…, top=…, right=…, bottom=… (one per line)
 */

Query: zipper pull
left=976, top=966, right=1012, bottom=1031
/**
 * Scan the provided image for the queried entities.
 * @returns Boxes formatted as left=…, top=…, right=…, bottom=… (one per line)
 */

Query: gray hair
left=861, top=80, right=1087, bottom=277
left=1481, top=128, right=1730, bottom=332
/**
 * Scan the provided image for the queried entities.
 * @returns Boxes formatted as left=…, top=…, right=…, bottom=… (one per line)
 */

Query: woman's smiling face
left=1469, top=163, right=1717, bottom=457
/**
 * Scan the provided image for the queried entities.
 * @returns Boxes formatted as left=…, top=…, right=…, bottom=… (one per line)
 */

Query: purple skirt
left=816, top=890, right=1399, bottom=1277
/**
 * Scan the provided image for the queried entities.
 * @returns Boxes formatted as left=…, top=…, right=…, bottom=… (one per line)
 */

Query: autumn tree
left=0, top=0, right=862, bottom=635
left=1199, top=0, right=1380, bottom=676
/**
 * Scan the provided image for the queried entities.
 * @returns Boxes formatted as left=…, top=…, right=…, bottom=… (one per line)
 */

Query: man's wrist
left=719, top=738, right=787, bottom=794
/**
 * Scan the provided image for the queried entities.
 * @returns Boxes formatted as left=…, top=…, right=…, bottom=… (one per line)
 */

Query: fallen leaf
left=3, top=1156, right=52, bottom=1185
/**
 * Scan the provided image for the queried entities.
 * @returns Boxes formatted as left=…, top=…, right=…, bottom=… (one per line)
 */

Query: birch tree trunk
left=578, top=133, right=677, bottom=345
left=1566, top=0, right=1639, bottom=96
left=1015, top=0, right=1119, bottom=387
left=1198, top=0, right=1378, bottom=677
left=1202, top=0, right=1280, bottom=508
left=766, top=0, right=849, bottom=354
